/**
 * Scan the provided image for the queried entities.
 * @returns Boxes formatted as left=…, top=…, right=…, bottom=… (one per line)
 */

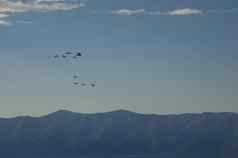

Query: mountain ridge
left=0, top=109, right=238, bottom=158
left=1, top=109, right=237, bottom=119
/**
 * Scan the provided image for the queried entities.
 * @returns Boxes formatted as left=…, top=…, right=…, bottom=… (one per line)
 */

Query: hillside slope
left=0, top=110, right=237, bottom=158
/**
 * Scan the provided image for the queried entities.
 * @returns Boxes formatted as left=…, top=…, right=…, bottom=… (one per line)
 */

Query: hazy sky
left=0, top=0, right=238, bottom=117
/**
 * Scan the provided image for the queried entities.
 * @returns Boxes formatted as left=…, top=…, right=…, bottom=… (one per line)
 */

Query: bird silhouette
left=91, top=83, right=96, bottom=87
left=73, top=52, right=82, bottom=59
left=62, top=55, right=67, bottom=58
left=76, top=52, right=82, bottom=57
left=54, top=55, right=60, bottom=58
left=73, top=75, right=79, bottom=79
left=73, top=82, right=79, bottom=85
left=65, top=52, right=73, bottom=55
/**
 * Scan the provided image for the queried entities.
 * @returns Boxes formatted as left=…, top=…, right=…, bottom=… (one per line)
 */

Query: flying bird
left=73, top=52, right=82, bottom=59
left=76, top=52, right=82, bottom=56
left=65, top=52, right=73, bottom=55
left=62, top=55, right=67, bottom=58
left=54, top=55, right=60, bottom=58
left=91, top=83, right=96, bottom=87
left=73, top=75, right=79, bottom=79
left=73, top=82, right=79, bottom=85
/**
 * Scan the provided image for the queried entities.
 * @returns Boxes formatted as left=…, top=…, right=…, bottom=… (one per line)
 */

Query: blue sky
left=0, top=0, right=238, bottom=116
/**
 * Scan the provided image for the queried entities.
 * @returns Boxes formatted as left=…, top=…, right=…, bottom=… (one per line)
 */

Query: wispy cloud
left=112, top=9, right=145, bottom=16
left=0, top=13, right=8, bottom=18
left=0, top=0, right=83, bottom=26
left=150, top=8, right=238, bottom=16
left=0, top=13, right=10, bottom=26
left=0, top=19, right=10, bottom=26
left=0, top=0, right=81, bottom=13
left=159, top=8, right=203, bottom=16
left=111, top=8, right=203, bottom=16
left=35, top=0, right=65, bottom=3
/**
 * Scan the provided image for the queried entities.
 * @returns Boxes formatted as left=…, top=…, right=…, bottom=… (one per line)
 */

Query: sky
left=0, top=0, right=238, bottom=117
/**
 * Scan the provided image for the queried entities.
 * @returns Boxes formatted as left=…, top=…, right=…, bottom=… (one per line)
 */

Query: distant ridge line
left=0, top=109, right=237, bottom=119
left=0, top=109, right=238, bottom=157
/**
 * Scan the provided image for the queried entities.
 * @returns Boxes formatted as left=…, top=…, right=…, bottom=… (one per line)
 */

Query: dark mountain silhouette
left=0, top=110, right=238, bottom=158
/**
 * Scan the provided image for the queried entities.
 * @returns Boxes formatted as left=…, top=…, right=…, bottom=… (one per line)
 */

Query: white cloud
left=0, top=0, right=82, bottom=26
left=111, top=8, right=204, bottom=16
left=0, top=19, right=10, bottom=25
left=0, top=13, right=10, bottom=26
left=150, top=8, right=238, bottom=16
left=35, top=0, right=65, bottom=3
left=0, top=0, right=81, bottom=13
left=112, top=9, right=145, bottom=16
left=0, top=13, right=8, bottom=18
left=162, top=8, right=203, bottom=16
left=35, top=0, right=86, bottom=7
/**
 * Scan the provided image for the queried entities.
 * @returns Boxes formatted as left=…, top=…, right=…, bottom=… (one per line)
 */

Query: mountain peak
left=56, top=109, right=73, bottom=113
left=53, top=109, right=74, bottom=114
left=111, top=109, right=134, bottom=113
left=46, top=109, right=76, bottom=118
left=106, top=109, right=138, bottom=115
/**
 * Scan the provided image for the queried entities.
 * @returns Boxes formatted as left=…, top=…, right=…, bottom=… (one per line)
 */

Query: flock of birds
left=53, top=51, right=96, bottom=88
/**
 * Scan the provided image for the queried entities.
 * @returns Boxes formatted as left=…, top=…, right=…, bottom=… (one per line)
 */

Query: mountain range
left=0, top=109, right=238, bottom=158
